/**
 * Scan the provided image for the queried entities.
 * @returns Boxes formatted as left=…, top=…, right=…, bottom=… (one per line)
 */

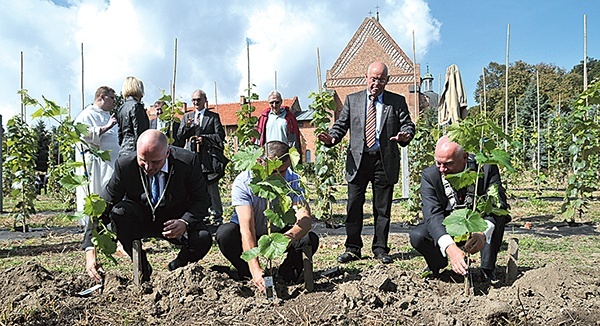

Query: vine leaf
left=442, top=209, right=487, bottom=237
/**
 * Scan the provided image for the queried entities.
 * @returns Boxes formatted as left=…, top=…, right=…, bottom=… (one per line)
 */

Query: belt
left=365, top=151, right=380, bottom=156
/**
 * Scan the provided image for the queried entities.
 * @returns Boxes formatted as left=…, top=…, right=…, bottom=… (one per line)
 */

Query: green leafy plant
left=155, top=91, right=185, bottom=145
left=308, top=89, right=339, bottom=226
left=234, top=86, right=260, bottom=148
left=233, top=145, right=303, bottom=297
left=562, top=80, right=600, bottom=221
left=443, top=118, right=513, bottom=242
left=20, top=90, right=117, bottom=263
left=4, top=115, right=38, bottom=231
left=407, top=107, right=439, bottom=221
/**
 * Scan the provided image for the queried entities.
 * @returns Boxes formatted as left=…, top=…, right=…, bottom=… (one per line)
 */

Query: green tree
left=33, top=120, right=51, bottom=172
left=4, top=116, right=38, bottom=231
left=309, top=89, right=339, bottom=225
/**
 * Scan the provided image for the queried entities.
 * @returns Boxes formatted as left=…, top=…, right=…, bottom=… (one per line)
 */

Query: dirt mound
left=0, top=260, right=599, bottom=325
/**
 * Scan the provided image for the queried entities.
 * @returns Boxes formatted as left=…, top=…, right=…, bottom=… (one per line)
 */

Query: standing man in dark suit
left=318, top=61, right=415, bottom=264
left=83, top=129, right=212, bottom=282
left=178, top=89, right=227, bottom=226
left=410, top=136, right=509, bottom=280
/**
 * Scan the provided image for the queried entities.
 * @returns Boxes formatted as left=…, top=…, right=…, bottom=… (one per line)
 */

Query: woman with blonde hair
left=116, top=76, right=149, bottom=156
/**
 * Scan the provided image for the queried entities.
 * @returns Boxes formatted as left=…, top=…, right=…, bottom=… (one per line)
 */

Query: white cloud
left=0, top=0, right=442, bottom=124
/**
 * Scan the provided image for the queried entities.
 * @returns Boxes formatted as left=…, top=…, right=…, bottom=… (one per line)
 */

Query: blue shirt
left=230, top=168, right=304, bottom=236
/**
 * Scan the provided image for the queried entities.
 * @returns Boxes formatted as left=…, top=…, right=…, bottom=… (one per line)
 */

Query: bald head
left=365, top=61, right=389, bottom=97
left=434, top=136, right=467, bottom=175
left=137, top=130, right=170, bottom=175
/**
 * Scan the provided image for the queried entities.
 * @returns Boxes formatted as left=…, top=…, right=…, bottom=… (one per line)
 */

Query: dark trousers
left=345, top=153, right=394, bottom=255
left=409, top=215, right=507, bottom=272
left=110, top=200, right=212, bottom=271
left=207, top=180, right=223, bottom=219
left=215, top=222, right=319, bottom=279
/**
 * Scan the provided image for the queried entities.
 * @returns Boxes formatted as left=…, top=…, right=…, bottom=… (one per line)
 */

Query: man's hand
left=445, top=243, right=468, bottom=275
left=162, top=219, right=187, bottom=239
left=464, top=232, right=486, bottom=254
left=250, top=265, right=265, bottom=293
left=107, top=115, right=118, bottom=129
left=317, top=132, right=334, bottom=145
left=85, top=249, right=104, bottom=283
left=390, top=131, right=411, bottom=142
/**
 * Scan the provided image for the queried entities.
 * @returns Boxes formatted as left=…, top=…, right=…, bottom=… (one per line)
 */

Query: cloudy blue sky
left=0, top=0, right=597, bottom=124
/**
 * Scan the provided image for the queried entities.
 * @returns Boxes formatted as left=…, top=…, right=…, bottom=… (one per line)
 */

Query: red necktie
left=365, top=96, right=376, bottom=148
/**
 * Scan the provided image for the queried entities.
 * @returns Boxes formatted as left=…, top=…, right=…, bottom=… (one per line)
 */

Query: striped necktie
left=365, top=96, right=376, bottom=148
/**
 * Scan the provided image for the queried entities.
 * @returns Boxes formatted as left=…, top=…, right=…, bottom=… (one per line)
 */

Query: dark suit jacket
left=177, top=110, right=227, bottom=175
left=82, top=146, right=210, bottom=248
left=177, top=110, right=225, bottom=147
left=328, top=90, right=415, bottom=183
left=420, top=161, right=510, bottom=244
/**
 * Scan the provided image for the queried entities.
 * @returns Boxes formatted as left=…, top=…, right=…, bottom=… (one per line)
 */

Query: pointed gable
left=326, top=17, right=421, bottom=119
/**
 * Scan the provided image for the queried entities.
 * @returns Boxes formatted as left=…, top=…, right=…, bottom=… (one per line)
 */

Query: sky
left=0, top=0, right=598, bottom=125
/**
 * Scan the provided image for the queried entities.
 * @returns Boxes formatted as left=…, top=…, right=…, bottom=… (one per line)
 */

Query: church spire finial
left=376, top=4, right=380, bottom=21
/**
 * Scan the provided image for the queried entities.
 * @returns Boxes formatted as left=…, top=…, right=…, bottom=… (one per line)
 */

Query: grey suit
left=327, top=89, right=415, bottom=255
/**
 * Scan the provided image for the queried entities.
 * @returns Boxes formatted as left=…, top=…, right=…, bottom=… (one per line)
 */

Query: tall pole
left=274, top=71, right=277, bottom=91
left=81, top=43, right=85, bottom=110
left=20, top=51, right=24, bottom=121
left=316, top=47, right=322, bottom=93
left=214, top=81, right=218, bottom=113
left=482, top=66, right=487, bottom=119
left=172, top=38, right=178, bottom=100
left=247, top=39, right=251, bottom=101
left=412, top=30, right=418, bottom=119
left=536, top=70, right=541, bottom=177
left=505, top=24, right=510, bottom=149
left=583, top=14, right=588, bottom=92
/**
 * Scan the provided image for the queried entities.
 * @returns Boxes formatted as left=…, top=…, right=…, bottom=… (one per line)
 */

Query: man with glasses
left=255, top=91, right=302, bottom=162
left=318, top=61, right=415, bottom=264
left=178, top=89, right=227, bottom=227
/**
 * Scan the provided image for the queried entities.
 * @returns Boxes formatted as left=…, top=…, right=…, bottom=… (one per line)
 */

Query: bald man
left=318, top=61, right=415, bottom=264
left=409, top=136, right=510, bottom=281
left=83, top=129, right=212, bottom=283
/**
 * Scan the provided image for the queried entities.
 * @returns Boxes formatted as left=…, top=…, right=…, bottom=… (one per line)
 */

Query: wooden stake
left=172, top=38, right=178, bottom=100
left=505, top=238, right=519, bottom=284
left=302, top=245, right=314, bottom=292
left=132, top=240, right=142, bottom=286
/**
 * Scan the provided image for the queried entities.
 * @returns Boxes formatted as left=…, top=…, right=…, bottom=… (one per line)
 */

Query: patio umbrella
left=438, top=64, right=467, bottom=126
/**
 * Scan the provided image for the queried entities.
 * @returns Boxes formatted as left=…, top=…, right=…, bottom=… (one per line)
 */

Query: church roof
left=327, top=17, right=417, bottom=88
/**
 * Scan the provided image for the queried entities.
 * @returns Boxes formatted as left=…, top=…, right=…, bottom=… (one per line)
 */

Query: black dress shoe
left=168, top=257, right=188, bottom=271
left=375, top=252, right=393, bottom=264
left=337, top=251, right=360, bottom=263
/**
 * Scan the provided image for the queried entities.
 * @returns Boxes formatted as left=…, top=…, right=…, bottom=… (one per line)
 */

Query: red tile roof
left=211, top=97, right=300, bottom=126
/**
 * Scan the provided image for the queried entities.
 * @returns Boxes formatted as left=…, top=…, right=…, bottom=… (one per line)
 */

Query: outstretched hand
left=390, top=131, right=411, bottom=142
left=317, top=132, right=334, bottom=145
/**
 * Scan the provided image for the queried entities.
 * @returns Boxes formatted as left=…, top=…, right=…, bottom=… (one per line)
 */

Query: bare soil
left=1, top=223, right=599, bottom=326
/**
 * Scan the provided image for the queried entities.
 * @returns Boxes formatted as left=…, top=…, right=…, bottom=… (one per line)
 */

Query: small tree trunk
left=302, top=245, right=314, bottom=292
left=505, top=238, right=519, bottom=284
left=132, top=240, right=142, bottom=286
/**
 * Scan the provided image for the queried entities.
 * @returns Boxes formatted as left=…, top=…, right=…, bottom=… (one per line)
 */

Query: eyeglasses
left=191, top=98, right=204, bottom=102
left=369, top=77, right=387, bottom=84
left=269, top=100, right=281, bottom=105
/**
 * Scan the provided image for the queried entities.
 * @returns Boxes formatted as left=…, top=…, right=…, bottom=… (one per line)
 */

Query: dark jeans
left=345, top=153, right=393, bottom=255
left=110, top=200, right=212, bottom=272
left=215, top=222, right=319, bottom=280
left=409, top=215, right=507, bottom=272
